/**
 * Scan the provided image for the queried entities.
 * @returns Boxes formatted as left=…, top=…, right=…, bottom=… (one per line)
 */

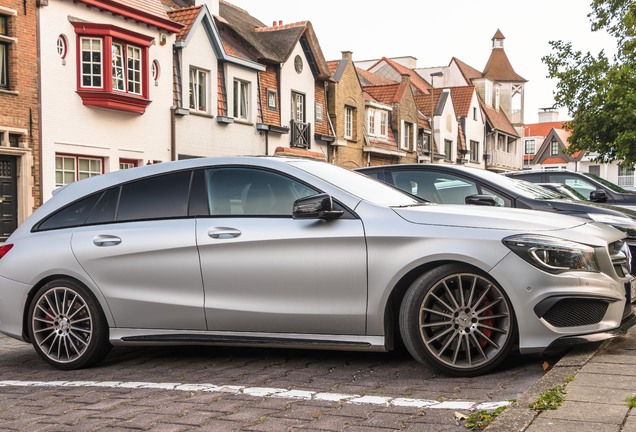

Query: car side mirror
left=465, top=194, right=497, bottom=206
left=589, top=189, right=608, bottom=203
left=293, top=193, right=344, bottom=220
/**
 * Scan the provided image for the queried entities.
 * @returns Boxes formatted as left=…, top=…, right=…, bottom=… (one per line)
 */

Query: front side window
left=189, top=67, right=208, bottom=112
left=233, top=79, right=249, bottom=119
left=55, top=155, right=103, bottom=187
left=206, top=168, right=317, bottom=216
left=344, top=106, right=353, bottom=139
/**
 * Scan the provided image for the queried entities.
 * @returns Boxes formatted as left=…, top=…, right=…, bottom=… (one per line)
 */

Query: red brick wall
left=259, top=65, right=280, bottom=126
left=0, top=1, right=40, bottom=208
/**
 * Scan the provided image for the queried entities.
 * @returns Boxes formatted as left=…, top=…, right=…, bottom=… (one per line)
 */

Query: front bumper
left=544, top=308, right=636, bottom=352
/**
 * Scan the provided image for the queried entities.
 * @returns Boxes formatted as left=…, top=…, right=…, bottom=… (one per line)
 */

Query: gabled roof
left=448, top=86, right=476, bottom=118
left=451, top=57, right=483, bottom=82
left=369, top=57, right=431, bottom=94
left=166, top=6, right=201, bottom=41
left=356, top=67, right=396, bottom=87
left=478, top=99, right=519, bottom=137
left=532, top=127, right=582, bottom=164
left=77, top=0, right=183, bottom=32
left=524, top=121, right=568, bottom=137
left=364, top=84, right=402, bottom=105
left=218, top=1, right=330, bottom=79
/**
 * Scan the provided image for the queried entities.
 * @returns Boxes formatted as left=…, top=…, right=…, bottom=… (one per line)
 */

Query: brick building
left=0, top=0, right=39, bottom=240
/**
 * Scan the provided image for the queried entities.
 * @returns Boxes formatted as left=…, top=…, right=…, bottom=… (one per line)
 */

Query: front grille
left=609, top=240, right=631, bottom=277
left=542, top=298, right=608, bottom=327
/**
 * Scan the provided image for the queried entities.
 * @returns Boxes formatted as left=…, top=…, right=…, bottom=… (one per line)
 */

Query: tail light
left=0, top=244, right=13, bottom=259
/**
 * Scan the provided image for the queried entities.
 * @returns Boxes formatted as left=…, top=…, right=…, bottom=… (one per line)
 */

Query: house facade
left=37, top=0, right=182, bottom=199
left=0, top=0, right=39, bottom=240
left=416, top=30, right=524, bottom=172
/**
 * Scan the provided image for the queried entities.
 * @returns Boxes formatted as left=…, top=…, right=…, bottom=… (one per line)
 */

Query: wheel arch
left=383, top=260, right=518, bottom=351
left=22, top=275, right=111, bottom=342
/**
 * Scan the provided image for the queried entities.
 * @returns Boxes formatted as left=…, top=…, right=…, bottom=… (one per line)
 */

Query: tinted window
left=514, top=173, right=543, bottom=182
left=37, top=193, right=101, bottom=231
left=391, top=170, right=479, bottom=204
left=548, top=174, right=597, bottom=198
left=206, top=168, right=317, bottom=216
left=85, top=187, right=119, bottom=225
left=117, top=171, right=192, bottom=221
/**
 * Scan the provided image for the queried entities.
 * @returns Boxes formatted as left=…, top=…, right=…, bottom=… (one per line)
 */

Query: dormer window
left=71, top=22, right=153, bottom=114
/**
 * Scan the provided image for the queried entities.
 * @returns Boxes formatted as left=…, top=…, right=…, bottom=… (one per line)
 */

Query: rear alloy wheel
left=28, top=279, right=111, bottom=370
left=400, top=264, right=515, bottom=376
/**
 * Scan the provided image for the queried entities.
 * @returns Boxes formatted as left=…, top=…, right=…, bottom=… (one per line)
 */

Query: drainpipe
left=170, top=106, right=176, bottom=161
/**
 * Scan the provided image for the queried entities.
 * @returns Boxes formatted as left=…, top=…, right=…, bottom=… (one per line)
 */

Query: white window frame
left=55, top=155, right=103, bottom=187
left=551, top=141, right=559, bottom=155
left=379, top=111, right=388, bottom=138
left=189, top=67, right=209, bottom=112
left=367, top=108, right=376, bottom=135
left=127, top=45, right=142, bottom=95
left=233, top=79, right=250, bottom=120
left=402, top=121, right=414, bottom=150
left=315, top=102, right=323, bottom=123
left=80, top=37, right=103, bottom=88
left=344, top=106, right=353, bottom=139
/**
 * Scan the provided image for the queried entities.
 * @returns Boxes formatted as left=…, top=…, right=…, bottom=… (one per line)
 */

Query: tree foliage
left=543, top=0, right=636, bottom=165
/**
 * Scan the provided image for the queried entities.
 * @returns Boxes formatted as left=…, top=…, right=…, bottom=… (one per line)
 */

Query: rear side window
left=35, top=171, right=194, bottom=231
left=37, top=193, right=101, bottom=231
left=117, top=171, right=192, bottom=221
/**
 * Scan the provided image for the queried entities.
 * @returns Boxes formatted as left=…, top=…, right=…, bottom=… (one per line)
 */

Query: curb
left=484, top=340, right=609, bottom=431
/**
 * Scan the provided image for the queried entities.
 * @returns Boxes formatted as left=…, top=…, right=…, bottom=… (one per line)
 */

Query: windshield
left=549, top=184, right=587, bottom=200
left=289, top=160, right=421, bottom=206
left=458, top=167, right=562, bottom=200
left=583, top=172, right=630, bottom=193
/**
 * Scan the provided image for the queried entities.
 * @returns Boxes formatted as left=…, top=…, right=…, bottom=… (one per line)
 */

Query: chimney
left=401, top=73, right=410, bottom=85
left=538, top=108, right=559, bottom=123
left=342, top=51, right=352, bottom=60
left=279, top=20, right=283, bottom=26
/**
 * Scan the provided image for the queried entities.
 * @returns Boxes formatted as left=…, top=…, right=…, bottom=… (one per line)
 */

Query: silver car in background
left=0, top=157, right=634, bottom=376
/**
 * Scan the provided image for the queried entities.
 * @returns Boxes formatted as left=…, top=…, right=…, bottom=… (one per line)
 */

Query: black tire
left=399, top=264, right=516, bottom=377
left=27, top=279, right=111, bottom=370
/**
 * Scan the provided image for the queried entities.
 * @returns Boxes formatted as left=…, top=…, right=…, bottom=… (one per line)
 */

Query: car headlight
left=503, top=234, right=599, bottom=274
left=587, top=213, right=636, bottom=236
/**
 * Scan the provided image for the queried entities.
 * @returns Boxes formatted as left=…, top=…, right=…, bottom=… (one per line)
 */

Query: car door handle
left=208, top=228, right=241, bottom=239
left=93, top=235, right=122, bottom=247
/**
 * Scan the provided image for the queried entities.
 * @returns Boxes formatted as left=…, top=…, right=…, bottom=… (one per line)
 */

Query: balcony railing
left=487, top=149, right=522, bottom=170
left=291, top=120, right=311, bottom=148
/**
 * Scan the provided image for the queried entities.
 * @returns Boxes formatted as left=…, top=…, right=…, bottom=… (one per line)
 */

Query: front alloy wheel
left=28, top=279, right=110, bottom=370
left=400, top=264, right=516, bottom=376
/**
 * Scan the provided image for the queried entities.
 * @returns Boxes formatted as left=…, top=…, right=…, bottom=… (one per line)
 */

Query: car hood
left=393, top=204, right=588, bottom=232
left=546, top=199, right=636, bottom=218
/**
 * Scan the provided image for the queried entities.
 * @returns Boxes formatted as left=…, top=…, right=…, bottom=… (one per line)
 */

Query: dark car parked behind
left=503, top=169, right=636, bottom=210
left=357, top=164, right=636, bottom=289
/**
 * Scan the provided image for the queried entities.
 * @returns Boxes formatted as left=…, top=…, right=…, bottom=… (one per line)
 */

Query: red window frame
left=72, top=22, right=153, bottom=114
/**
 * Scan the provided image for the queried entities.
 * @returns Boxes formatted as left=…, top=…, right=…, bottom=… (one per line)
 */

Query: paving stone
left=564, top=383, right=634, bottom=405
left=525, top=417, right=620, bottom=432
left=540, top=400, right=628, bottom=424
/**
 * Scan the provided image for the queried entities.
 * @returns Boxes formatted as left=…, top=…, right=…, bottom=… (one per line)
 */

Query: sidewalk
left=487, top=318, right=636, bottom=432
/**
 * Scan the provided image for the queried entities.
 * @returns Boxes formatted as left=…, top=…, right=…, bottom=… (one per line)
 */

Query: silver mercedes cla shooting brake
left=0, top=157, right=634, bottom=377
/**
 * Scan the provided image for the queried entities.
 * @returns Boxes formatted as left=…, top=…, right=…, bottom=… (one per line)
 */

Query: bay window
left=72, top=22, right=153, bottom=114
left=233, top=79, right=249, bottom=120
left=189, top=67, right=208, bottom=112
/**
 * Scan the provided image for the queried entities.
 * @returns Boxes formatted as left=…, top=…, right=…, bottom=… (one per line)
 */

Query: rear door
left=71, top=170, right=206, bottom=330
left=196, top=167, right=368, bottom=335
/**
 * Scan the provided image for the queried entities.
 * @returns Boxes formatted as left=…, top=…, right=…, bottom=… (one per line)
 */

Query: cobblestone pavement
left=0, top=334, right=554, bottom=431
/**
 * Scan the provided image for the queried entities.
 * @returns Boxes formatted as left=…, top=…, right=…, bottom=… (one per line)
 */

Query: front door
left=0, top=155, right=17, bottom=241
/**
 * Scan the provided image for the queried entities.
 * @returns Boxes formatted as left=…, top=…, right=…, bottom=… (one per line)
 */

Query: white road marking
left=0, top=380, right=511, bottom=411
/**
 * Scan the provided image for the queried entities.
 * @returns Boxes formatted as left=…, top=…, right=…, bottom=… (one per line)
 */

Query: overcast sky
left=226, top=0, right=616, bottom=124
